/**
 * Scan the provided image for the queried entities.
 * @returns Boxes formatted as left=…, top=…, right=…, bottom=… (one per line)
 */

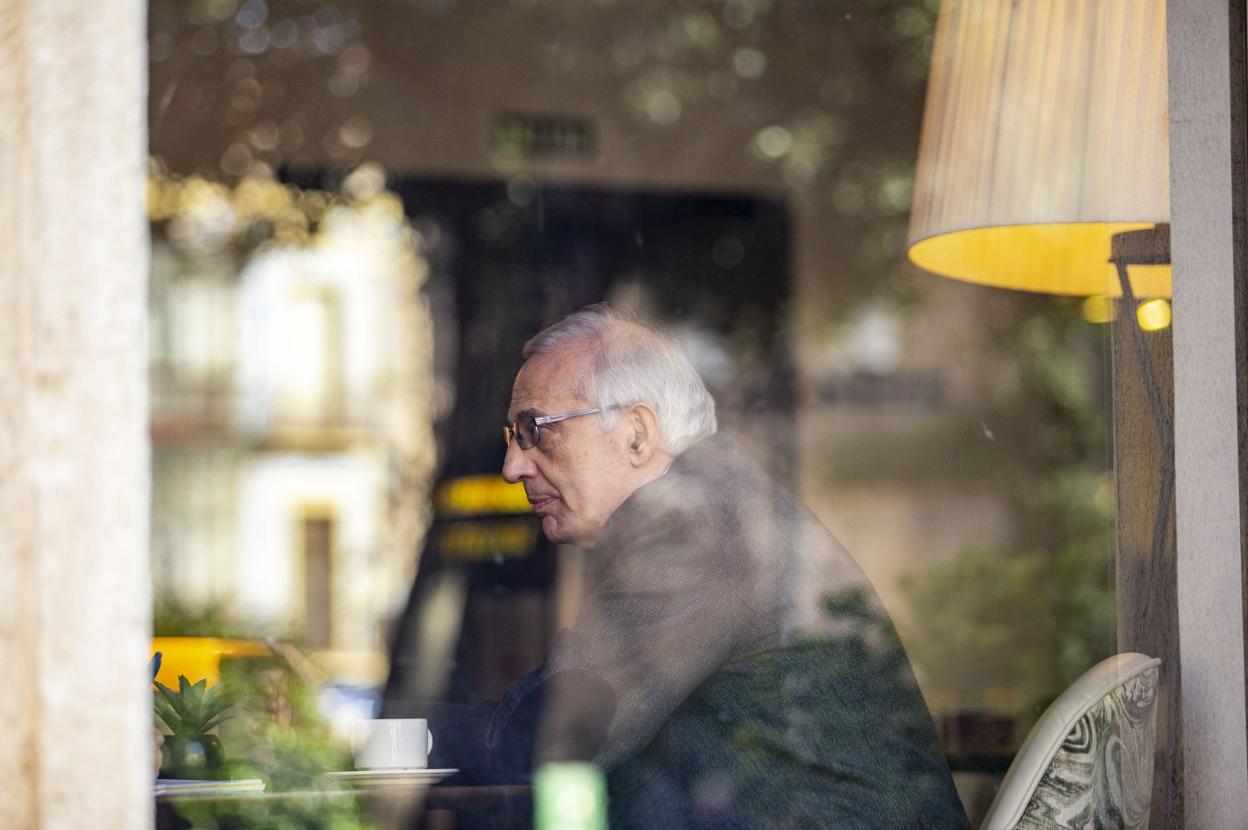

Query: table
left=155, top=781, right=533, bottom=830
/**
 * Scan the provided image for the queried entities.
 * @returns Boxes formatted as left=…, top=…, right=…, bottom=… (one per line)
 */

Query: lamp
left=906, top=8, right=1177, bottom=812
left=906, top=0, right=1176, bottom=705
left=906, top=0, right=1174, bottom=528
left=907, top=0, right=1170, bottom=299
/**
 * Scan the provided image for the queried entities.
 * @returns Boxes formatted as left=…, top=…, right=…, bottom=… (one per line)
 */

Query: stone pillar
left=1168, top=0, right=1248, bottom=826
left=0, top=1, right=151, bottom=827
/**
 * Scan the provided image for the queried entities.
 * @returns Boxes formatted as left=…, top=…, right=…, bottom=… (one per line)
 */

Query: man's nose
left=501, top=439, right=534, bottom=483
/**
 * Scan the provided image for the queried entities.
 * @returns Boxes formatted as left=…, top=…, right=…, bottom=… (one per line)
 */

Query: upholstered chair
left=980, top=653, right=1161, bottom=830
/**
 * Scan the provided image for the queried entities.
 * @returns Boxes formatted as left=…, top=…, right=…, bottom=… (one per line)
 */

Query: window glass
left=147, top=2, right=1133, bottom=827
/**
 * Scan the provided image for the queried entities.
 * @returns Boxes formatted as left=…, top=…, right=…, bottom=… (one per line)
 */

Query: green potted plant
left=154, top=675, right=234, bottom=780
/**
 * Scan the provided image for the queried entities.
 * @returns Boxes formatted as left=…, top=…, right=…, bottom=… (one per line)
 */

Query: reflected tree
left=901, top=296, right=1116, bottom=721
left=149, top=0, right=374, bottom=179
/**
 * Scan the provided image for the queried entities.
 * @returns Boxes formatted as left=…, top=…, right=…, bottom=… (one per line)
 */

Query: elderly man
left=448, top=305, right=968, bottom=828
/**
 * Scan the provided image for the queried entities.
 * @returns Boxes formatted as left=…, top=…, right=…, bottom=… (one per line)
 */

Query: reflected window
left=300, top=511, right=335, bottom=650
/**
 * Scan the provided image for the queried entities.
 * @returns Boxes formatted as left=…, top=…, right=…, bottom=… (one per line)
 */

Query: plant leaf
left=200, top=711, right=234, bottom=733
left=154, top=699, right=180, bottom=733
left=154, top=681, right=182, bottom=713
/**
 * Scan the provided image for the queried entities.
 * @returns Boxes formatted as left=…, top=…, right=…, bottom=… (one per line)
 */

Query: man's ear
left=625, top=403, right=661, bottom=466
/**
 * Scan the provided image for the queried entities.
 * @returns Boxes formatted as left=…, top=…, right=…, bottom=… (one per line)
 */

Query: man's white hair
left=522, top=304, right=718, bottom=455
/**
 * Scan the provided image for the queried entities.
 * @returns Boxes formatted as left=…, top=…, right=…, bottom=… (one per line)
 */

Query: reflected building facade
left=149, top=187, right=436, bottom=686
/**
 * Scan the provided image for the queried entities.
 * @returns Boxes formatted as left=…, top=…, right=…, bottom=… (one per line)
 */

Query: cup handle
left=427, top=729, right=434, bottom=754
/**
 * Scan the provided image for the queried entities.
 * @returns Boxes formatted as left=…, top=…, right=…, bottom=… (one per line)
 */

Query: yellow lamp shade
left=908, top=0, right=1170, bottom=298
left=910, top=223, right=1172, bottom=298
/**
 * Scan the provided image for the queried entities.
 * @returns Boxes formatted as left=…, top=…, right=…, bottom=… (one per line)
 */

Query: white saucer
left=154, top=778, right=266, bottom=798
left=327, top=768, right=458, bottom=789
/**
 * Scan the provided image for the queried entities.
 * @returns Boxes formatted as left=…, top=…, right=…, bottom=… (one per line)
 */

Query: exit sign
left=490, top=111, right=596, bottom=159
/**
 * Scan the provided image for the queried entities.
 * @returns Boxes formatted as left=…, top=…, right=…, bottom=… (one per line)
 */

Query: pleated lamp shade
left=907, top=0, right=1171, bottom=298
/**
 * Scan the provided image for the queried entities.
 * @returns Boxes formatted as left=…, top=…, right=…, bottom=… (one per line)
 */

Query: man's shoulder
left=595, top=434, right=847, bottom=578
left=670, top=432, right=770, bottom=482
left=603, top=434, right=783, bottom=539
left=585, top=436, right=760, bottom=576
left=603, top=433, right=880, bottom=629
left=649, top=433, right=782, bottom=508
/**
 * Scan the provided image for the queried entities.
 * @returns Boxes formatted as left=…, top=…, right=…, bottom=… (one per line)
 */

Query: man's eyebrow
left=514, top=407, right=541, bottom=419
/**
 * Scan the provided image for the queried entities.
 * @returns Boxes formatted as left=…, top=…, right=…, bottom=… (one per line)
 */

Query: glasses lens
left=504, top=416, right=539, bottom=450
left=517, top=414, right=539, bottom=449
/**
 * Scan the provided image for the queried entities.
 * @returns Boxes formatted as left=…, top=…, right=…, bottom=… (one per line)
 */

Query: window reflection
left=147, top=1, right=1120, bottom=826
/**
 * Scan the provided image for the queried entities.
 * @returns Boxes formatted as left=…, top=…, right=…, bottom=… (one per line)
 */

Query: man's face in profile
left=501, top=343, right=636, bottom=548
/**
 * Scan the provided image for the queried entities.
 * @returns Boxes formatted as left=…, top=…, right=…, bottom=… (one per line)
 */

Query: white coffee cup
left=353, top=718, right=435, bottom=770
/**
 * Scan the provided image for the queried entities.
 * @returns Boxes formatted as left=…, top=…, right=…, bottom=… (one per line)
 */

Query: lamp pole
left=1108, top=224, right=1182, bottom=829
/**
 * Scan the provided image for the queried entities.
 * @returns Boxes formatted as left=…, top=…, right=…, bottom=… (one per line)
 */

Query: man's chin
left=541, top=515, right=590, bottom=547
left=540, top=515, right=565, bottom=544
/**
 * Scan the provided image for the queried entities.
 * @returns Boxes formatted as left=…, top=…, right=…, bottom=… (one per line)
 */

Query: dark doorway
left=382, top=176, right=795, bottom=724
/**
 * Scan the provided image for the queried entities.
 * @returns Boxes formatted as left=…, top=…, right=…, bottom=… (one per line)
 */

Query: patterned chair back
left=980, top=653, right=1161, bottom=830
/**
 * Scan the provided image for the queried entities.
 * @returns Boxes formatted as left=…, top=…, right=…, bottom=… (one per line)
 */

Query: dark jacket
left=436, top=434, right=970, bottom=829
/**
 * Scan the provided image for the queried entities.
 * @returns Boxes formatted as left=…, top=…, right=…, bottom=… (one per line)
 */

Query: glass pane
left=146, top=1, right=1140, bottom=827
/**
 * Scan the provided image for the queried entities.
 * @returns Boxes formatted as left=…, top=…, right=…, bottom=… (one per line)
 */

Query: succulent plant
left=155, top=675, right=234, bottom=737
left=154, top=675, right=234, bottom=778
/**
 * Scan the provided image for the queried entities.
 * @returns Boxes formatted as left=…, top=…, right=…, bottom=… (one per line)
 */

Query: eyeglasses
left=503, top=405, right=623, bottom=451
